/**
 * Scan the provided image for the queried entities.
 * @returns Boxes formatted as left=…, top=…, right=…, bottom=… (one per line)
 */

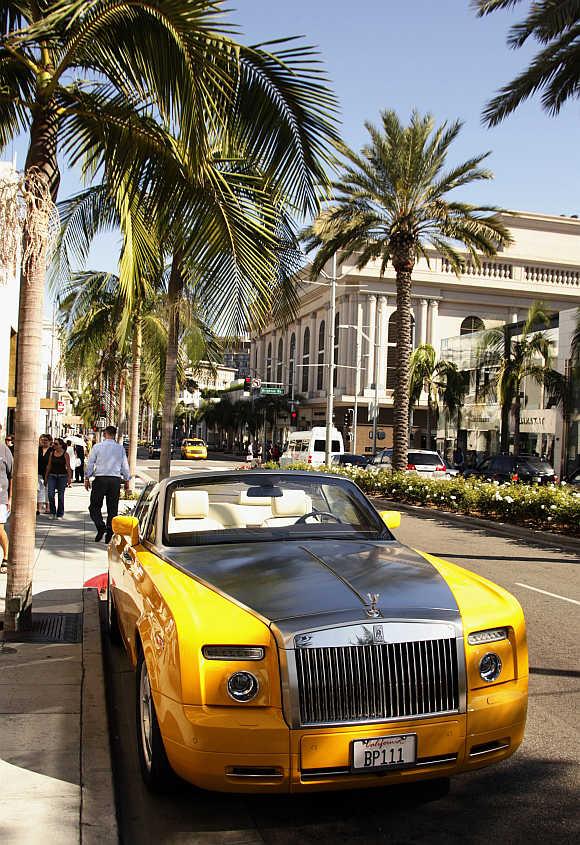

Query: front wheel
left=135, top=652, right=177, bottom=792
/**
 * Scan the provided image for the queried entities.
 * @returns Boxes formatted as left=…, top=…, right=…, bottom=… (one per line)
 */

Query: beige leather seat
left=262, top=490, right=312, bottom=527
left=168, top=490, right=223, bottom=533
left=237, top=490, right=273, bottom=527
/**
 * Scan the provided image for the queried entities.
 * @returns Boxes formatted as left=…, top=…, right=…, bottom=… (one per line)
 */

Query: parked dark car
left=564, top=467, right=580, bottom=486
left=331, top=453, right=371, bottom=468
left=465, top=454, right=555, bottom=485
left=148, top=439, right=176, bottom=459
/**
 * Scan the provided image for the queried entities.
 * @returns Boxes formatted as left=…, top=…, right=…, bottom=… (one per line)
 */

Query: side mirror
left=111, top=515, right=139, bottom=546
left=379, top=510, right=401, bottom=530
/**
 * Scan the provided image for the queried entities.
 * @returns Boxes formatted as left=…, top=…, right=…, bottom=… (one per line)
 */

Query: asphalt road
left=103, top=491, right=580, bottom=845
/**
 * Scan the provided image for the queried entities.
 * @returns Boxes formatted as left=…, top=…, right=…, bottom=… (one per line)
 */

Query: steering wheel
left=295, top=509, right=342, bottom=525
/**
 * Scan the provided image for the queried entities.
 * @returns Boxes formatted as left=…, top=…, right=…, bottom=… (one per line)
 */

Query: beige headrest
left=271, top=490, right=310, bottom=517
left=238, top=491, right=272, bottom=506
left=173, top=490, right=209, bottom=519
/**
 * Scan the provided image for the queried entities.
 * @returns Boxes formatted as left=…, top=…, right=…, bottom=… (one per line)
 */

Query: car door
left=114, top=484, right=157, bottom=648
left=110, top=482, right=154, bottom=630
left=122, top=492, right=160, bottom=655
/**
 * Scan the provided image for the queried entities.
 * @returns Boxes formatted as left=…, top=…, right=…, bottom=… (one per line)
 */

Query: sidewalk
left=0, top=484, right=118, bottom=844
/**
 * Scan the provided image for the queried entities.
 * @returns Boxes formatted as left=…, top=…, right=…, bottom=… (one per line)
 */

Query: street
left=103, top=484, right=580, bottom=845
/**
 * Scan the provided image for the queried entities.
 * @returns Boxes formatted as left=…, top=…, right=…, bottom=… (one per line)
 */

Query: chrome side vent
left=295, top=638, right=459, bottom=726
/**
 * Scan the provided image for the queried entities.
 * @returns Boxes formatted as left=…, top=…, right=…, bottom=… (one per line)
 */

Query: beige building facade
left=250, top=211, right=580, bottom=454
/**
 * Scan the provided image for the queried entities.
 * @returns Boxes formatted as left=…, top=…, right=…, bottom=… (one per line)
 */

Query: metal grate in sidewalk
left=2, top=612, right=82, bottom=644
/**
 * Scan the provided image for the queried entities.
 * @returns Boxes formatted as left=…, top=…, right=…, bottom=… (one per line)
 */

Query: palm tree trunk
left=392, top=261, right=413, bottom=472
left=128, top=314, right=142, bottom=491
left=513, top=392, right=521, bottom=456
left=159, top=255, right=183, bottom=480
left=500, top=402, right=511, bottom=452
left=426, top=393, right=432, bottom=451
left=4, top=105, right=59, bottom=632
left=118, top=373, right=127, bottom=439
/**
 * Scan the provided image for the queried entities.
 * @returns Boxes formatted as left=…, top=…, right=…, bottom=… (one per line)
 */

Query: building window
left=317, top=320, right=325, bottom=390
left=460, top=316, right=484, bottom=335
left=288, top=333, right=296, bottom=393
left=386, top=310, right=415, bottom=389
left=277, top=337, right=283, bottom=383
left=333, top=311, right=340, bottom=388
left=266, top=342, right=272, bottom=381
left=302, top=327, right=310, bottom=393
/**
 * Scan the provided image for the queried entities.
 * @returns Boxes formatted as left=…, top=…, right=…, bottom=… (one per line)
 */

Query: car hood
left=166, top=539, right=459, bottom=626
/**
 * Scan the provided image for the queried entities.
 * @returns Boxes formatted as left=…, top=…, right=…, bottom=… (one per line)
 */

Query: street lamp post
left=325, top=255, right=337, bottom=466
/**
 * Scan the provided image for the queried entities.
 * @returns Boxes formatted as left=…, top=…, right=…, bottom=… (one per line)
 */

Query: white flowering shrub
left=259, top=462, right=580, bottom=534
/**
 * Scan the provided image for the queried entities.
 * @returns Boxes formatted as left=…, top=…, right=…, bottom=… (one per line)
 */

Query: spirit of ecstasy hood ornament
left=366, top=593, right=381, bottom=618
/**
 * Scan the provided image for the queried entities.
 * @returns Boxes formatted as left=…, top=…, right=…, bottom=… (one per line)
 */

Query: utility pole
left=325, top=254, right=337, bottom=466
left=353, top=300, right=363, bottom=455
left=372, top=305, right=382, bottom=455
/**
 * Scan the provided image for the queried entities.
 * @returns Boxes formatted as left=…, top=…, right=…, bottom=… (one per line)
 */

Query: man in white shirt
left=85, top=425, right=131, bottom=542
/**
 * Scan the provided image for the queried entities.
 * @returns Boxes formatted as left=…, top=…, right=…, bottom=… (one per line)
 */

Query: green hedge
left=259, top=462, right=580, bottom=535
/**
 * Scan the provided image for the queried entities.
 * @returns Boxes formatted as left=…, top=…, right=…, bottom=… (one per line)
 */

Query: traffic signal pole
left=325, top=255, right=337, bottom=466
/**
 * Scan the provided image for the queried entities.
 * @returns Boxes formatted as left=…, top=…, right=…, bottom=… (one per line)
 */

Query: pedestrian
left=45, top=437, right=72, bottom=518
left=256, top=442, right=263, bottom=466
left=5, top=434, right=14, bottom=454
left=452, top=443, right=465, bottom=472
left=272, top=442, right=280, bottom=463
left=85, top=425, right=131, bottom=543
left=74, top=440, right=85, bottom=483
left=38, top=434, right=53, bottom=515
left=0, top=424, right=13, bottom=573
left=246, top=441, right=253, bottom=464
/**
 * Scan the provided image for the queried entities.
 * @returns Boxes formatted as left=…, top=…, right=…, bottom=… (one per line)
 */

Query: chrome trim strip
left=292, top=621, right=458, bottom=649
left=415, top=754, right=458, bottom=767
left=226, top=771, right=284, bottom=779
left=469, top=742, right=510, bottom=758
left=297, top=707, right=461, bottom=730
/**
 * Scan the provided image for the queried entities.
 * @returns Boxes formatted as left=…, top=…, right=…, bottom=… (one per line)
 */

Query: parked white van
left=279, top=427, right=344, bottom=467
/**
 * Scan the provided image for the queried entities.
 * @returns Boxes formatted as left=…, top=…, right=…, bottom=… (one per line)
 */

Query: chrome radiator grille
left=295, top=638, right=459, bottom=725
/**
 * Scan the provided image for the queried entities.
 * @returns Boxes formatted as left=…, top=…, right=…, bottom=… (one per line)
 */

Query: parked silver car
left=369, top=449, right=451, bottom=479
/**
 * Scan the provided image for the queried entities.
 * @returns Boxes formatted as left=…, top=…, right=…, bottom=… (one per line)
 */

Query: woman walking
left=37, top=434, right=53, bottom=514
left=45, top=438, right=72, bottom=518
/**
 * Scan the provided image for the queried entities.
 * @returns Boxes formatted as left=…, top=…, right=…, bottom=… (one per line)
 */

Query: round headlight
left=227, top=671, right=259, bottom=702
left=479, top=652, right=502, bottom=683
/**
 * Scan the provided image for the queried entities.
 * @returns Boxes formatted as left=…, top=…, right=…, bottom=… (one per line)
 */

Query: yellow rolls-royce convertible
left=108, top=470, right=528, bottom=794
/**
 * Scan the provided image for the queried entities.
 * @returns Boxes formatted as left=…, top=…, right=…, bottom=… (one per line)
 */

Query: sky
left=6, top=0, right=580, bottom=282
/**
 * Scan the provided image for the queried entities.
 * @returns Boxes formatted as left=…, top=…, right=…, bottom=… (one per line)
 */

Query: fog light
left=479, top=652, right=502, bottom=683
left=227, top=671, right=259, bottom=702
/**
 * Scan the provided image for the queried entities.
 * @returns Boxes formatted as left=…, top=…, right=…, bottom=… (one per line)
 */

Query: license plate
left=352, top=734, right=417, bottom=771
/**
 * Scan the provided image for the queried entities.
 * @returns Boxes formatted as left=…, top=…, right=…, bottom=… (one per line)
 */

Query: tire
left=135, top=651, right=177, bottom=792
left=106, top=572, right=122, bottom=645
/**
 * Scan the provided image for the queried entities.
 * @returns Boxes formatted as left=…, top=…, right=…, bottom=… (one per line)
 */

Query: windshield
left=519, top=456, right=553, bottom=472
left=408, top=452, right=442, bottom=466
left=163, top=472, right=387, bottom=546
left=184, top=440, right=204, bottom=446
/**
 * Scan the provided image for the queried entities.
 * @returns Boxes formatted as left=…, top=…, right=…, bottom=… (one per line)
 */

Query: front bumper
left=154, top=676, right=527, bottom=793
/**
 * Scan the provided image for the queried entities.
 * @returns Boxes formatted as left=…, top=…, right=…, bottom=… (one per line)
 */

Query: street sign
left=260, top=386, right=284, bottom=396
left=97, top=416, right=107, bottom=428
left=251, top=377, right=262, bottom=389
left=56, top=400, right=64, bottom=413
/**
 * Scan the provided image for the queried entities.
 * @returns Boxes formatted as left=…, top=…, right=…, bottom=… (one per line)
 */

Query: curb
left=81, top=588, right=119, bottom=844
left=374, top=497, right=580, bottom=556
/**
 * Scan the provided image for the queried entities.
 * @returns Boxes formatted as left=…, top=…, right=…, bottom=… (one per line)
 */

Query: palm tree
left=478, top=302, right=555, bottom=455
left=305, top=110, right=512, bottom=471
left=1, top=2, right=338, bottom=630
left=409, top=344, right=439, bottom=449
left=58, top=269, right=218, bottom=452
left=475, top=1, right=580, bottom=125
left=437, top=362, right=470, bottom=453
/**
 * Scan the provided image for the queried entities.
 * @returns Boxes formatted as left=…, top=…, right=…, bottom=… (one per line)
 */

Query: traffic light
left=290, top=409, right=297, bottom=424
left=244, top=376, right=252, bottom=390
left=100, top=403, right=106, bottom=415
